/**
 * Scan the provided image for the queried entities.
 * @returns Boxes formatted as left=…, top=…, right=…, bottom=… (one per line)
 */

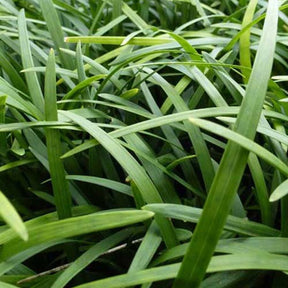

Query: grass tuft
left=0, top=1, right=287, bottom=287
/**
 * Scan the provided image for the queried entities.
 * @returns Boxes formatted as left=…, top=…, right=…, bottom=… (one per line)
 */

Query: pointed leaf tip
left=269, top=179, right=288, bottom=202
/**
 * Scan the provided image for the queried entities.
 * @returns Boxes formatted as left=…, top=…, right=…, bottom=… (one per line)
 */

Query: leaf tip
left=21, top=229, right=29, bottom=242
left=141, top=207, right=155, bottom=217
left=147, top=211, right=155, bottom=218
left=269, top=194, right=279, bottom=202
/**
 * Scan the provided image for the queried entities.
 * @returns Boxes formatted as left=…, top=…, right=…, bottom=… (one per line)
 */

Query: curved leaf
left=270, top=178, right=288, bottom=202
left=0, top=190, right=28, bottom=241
left=0, top=209, right=154, bottom=260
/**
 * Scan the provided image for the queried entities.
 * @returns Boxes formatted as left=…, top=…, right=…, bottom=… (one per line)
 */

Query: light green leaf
left=144, top=203, right=279, bottom=237
left=128, top=221, right=162, bottom=273
left=39, top=0, right=72, bottom=69
left=0, top=190, right=28, bottom=241
left=0, top=282, right=21, bottom=288
left=45, top=49, right=72, bottom=219
left=71, top=252, right=288, bottom=288
left=0, top=209, right=154, bottom=260
left=189, top=117, right=288, bottom=177
left=270, top=178, right=288, bottom=202
left=174, top=1, right=279, bottom=286
left=66, top=175, right=132, bottom=196
left=65, top=36, right=172, bottom=45
left=18, top=9, right=44, bottom=113
left=239, top=0, right=258, bottom=82
left=60, top=110, right=178, bottom=248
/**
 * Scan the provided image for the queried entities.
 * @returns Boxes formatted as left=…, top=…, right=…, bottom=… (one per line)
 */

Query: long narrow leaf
left=71, top=252, right=288, bottom=288
left=144, top=203, right=279, bottom=237
left=239, top=0, right=258, bottom=82
left=18, top=9, right=44, bottom=113
left=45, top=49, right=72, bottom=219
left=270, top=178, right=288, bottom=202
left=39, top=0, right=72, bottom=69
left=0, top=209, right=154, bottom=260
left=0, top=96, right=7, bottom=155
left=128, top=220, right=162, bottom=273
left=189, top=117, right=288, bottom=177
left=51, top=229, right=131, bottom=288
left=60, top=110, right=178, bottom=248
left=64, top=36, right=173, bottom=45
left=0, top=190, right=28, bottom=241
left=173, top=1, right=279, bottom=287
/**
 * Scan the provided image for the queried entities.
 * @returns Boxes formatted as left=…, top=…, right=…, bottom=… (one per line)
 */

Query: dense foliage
left=0, top=0, right=288, bottom=287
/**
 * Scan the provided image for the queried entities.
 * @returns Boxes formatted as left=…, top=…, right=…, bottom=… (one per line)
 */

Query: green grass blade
left=189, top=117, right=288, bottom=177
left=75, top=42, right=86, bottom=82
left=144, top=203, right=279, bottom=237
left=0, top=190, right=28, bottom=241
left=0, top=1, right=287, bottom=286
left=89, top=1, right=106, bottom=34
left=61, top=112, right=162, bottom=203
left=66, top=175, right=132, bottom=197
left=61, top=110, right=178, bottom=248
left=60, top=107, right=240, bottom=159
left=122, top=133, right=181, bottom=203
left=0, top=206, right=97, bottom=247
left=248, top=154, right=273, bottom=226
left=111, top=0, right=122, bottom=35
left=61, top=75, right=106, bottom=102
left=192, top=0, right=210, bottom=26
left=141, top=81, right=203, bottom=192
left=0, top=282, right=21, bottom=288
left=75, top=42, right=90, bottom=103
left=0, top=48, right=27, bottom=93
left=18, top=9, right=44, bottom=113
left=70, top=252, right=288, bottom=288
left=239, top=0, right=258, bottom=82
left=0, top=78, right=42, bottom=119
left=209, top=252, right=288, bottom=273
left=118, top=139, right=203, bottom=198
left=0, top=240, right=70, bottom=276
left=95, top=15, right=127, bottom=36
left=201, top=271, right=259, bottom=288
left=59, top=48, right=123, bottom=89
left=159, top=32, right=215, bottom=191
left=53, top=0, right=87, bottom=19
left=65, top=36, right=173, bottom=45
left=173, top=1, right=279, bottom=286
left=0, top=95, right=7, bottom=156
left=39, top=0, right=72, bottom=69
left=224, top=4, right=288, bottom=52
left=0, top=209, right=154, bottom=261
left=31, top=190, right=55, bottom=205
left=71, top=263, right=181, bottom=288
left=270, top=178, right=288, bottom=202
left=154, top=237, right=288, bottom=266
left=51, top=229, right=131, bottom=288
left=122, top=2, right=150, bottom=33
left=45, top=49, right=72, bottom=219
left=145, top=68, right=215, bottom=191
left=0, top=159, right=36, bottom=172
left=128, top=220, right=162, bottom=273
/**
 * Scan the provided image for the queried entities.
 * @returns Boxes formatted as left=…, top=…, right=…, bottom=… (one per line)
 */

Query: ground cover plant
left=0, top=0, right=288, bottom=287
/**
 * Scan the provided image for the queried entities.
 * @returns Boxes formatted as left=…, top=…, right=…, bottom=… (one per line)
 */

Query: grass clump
left=0, top=0, right=287, bottom=287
